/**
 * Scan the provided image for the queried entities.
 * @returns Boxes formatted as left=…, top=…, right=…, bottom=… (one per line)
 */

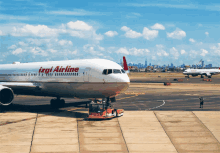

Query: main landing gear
left=50, top=97, right=65, bottom=109
left=87, top=97, right=124, bottom=119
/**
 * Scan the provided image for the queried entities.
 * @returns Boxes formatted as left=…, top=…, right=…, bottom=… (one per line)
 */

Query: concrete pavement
left=1, top=111, right=220, bottom=152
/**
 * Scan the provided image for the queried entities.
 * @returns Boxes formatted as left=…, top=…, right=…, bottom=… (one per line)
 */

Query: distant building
left=171, top=63, right=173, bottom=68
left=202, top=61, right=204, bottom=67
left=145, top=60, right=147, bottom=67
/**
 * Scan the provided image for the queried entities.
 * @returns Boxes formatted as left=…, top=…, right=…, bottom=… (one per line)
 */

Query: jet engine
left=0, top=85, right=14, bottom=106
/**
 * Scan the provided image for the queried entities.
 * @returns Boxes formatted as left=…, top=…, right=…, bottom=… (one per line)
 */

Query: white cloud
left=105, top=31, right=118, bottom=37
left=98, top=46, right=105, bottom=51
left=170, top=47, right=179, bottom=59
left=155, top=44, right=169, bottom=56
left=18, top=41, right=28, bottom=46
left=121, top=26, right=130, bottom=31
left=189, top=50, right=198, bottom=58
left=67, top=20, right=92, bottom=31
left=151, top=23, right=165, bottom=30
left=125, top=29, right=142, bottom=38
left=59, top=40, right=73, bottom=46
left=48, top=49, right=57, bottom=53
left=197, top=42, right=203, bottom=45
left=116, top=47, right=150, bottom=56
left=142, top=27, right=158, bottom=40
left=83, top=44, right=105, bottom=56
left=121, top=26, right=158, bottom=40
left=72, top=50, right=77, bottom=54
left=47, top=9, right=104, bottom=16
left=66, top=21, right=103, bottom=43
left=205, top=32, right=209, bottom=36
left=30, top=47, right=48, bottom=56
left=167, top=28, right=186, bottom=39
left=116, top=47, right=130, bottom=55
left=200, top=49, right=208, bottom=56
left=129, top=48, right=150, bottom=56
left=8, top=45, right=17, bottom=49
left=12, top=48, right=25, bottom=55
left=126, top=12, right=141, bottom=18
left=11, top=24, right=58, bottom=37
left=120, top=26, right=142, bottom=38
left=210, top=43, right=220, bottom=55
left=9, top=20, right=103, bottom=43
left=181, top=49, right=186, bottom=54
left=0, top=30, right=3, bottom=36
left=189, top=38, right=195, bottom=43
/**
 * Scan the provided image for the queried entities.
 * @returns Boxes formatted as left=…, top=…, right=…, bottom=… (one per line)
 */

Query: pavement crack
left=153, top=111, right=179, bottom=153
left=29, top=113, right=38, bottom=153
left=117, top=118, right=129, bottom=153
left=77, top=119, right=80, bottom=153
left=192, top=111, right=220, bottom=144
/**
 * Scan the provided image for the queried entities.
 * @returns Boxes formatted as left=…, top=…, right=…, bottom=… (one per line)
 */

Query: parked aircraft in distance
left=0, top=57, right=130, bottom=108
left=183, top=68, right=220, bottom=78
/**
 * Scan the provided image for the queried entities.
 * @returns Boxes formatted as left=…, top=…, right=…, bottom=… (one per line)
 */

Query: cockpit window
left=108, top=69, right=112, bottom=74
left=102, top=69, right=107, bottom=75
left=113, top=69, right=121, bottom=74
left=121, top=69, right=125, bottom=73
left=103, top=69, right=123, bottom=75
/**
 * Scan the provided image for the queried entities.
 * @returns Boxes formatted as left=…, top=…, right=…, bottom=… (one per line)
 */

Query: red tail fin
left=123, top=56, right=128, bottom=71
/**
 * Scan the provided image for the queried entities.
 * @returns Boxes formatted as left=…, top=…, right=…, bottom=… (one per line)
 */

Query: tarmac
left=1, top=81, right=220, bottom=153
left=130, top=76, right=220, bottom=84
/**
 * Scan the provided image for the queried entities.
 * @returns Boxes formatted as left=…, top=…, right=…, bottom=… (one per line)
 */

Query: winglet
left=123, top=56, right=128, bottom=71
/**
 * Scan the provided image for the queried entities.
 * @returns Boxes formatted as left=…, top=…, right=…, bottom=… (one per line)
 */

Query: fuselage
left=0, top=59, right=130, bottom=98
left=183, top=68, right=220, bottom=77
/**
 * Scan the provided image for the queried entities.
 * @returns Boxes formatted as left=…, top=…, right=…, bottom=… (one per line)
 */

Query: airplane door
left=83, top=68, right=91, bottom=82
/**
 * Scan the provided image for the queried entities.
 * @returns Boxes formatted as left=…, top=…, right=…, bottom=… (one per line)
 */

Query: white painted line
left=148, top=100, right=165, bottom=110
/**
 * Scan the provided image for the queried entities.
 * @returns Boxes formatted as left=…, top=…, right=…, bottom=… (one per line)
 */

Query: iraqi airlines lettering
left=39, top=66, right=79, bottom=74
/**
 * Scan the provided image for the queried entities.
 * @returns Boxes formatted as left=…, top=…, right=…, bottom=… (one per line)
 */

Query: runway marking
left=124, top=92, right=145, bottom=95
left=148, top=100, right=165, bottom=110
left=117, top=95, right=138, bottom=101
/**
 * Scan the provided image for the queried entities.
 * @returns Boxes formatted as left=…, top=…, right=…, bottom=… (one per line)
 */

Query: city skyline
left=123, top=59, right=213, bottom=69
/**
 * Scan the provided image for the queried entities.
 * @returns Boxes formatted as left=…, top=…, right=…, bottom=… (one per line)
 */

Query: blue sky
left=0, top=0, right=220, bottom=66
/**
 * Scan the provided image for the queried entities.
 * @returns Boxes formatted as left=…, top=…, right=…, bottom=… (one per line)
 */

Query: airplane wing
left=0, top=82, right=41, bottom=89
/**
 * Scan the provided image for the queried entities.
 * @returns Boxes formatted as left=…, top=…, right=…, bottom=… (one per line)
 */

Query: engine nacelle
left=0, top=85, right=14, bottom=106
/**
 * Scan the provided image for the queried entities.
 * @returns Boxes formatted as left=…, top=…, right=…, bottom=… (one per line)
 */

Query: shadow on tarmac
left=0, top=101, right=90, bottom=119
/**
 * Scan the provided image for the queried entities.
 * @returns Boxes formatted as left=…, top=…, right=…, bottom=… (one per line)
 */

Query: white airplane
left=183, top=68, right=220, bottom=78
left=0, top=58, right=130, bottom=108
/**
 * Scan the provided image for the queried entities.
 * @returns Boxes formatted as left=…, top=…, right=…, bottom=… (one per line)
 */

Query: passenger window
left=102, top=69, right=107, bottom=75
left=113, top=69, right=121, bottom=74
left=108, top=69, right=112, bottom=74
left=121, top=69, right=125, bottom=73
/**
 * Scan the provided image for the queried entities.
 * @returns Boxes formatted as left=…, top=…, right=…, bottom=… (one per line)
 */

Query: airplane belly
left=12, top=82, right=130, bottom=98
left=68, top=82, right=130, bottom=98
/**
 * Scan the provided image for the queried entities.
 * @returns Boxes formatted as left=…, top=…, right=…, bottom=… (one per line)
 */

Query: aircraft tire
left=60, top=99, right=65, bottom=107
